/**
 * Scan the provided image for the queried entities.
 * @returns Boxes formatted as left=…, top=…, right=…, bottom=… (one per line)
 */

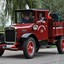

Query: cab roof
left=15, top=9, right=49, bottom=12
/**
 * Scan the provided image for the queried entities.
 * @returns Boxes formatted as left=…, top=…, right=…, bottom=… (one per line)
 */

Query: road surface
left=0, top=48, right=64, bottom=64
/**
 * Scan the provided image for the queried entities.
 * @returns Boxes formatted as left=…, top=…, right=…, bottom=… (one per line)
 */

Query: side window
left=37, top=12, right=45, bottom=21
left=16, top=11, right=35, bottom=23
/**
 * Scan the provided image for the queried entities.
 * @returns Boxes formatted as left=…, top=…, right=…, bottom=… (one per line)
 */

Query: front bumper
left=0, top=42, right=21, bottom=51
left=0, top=44, right=18, bottom=51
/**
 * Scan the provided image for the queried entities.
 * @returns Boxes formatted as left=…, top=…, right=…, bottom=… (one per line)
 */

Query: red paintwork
left=53, top=22, right=64, bottom=36
left=15, top=23, right=34, bottom=40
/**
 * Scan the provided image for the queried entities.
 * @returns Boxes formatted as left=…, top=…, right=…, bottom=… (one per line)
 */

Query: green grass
left=51, top=45, right=56, bottom=48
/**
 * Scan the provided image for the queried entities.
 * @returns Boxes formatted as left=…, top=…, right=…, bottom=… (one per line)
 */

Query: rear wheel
left=23, top=37, right=36, bottom=59
left=56, top=36, right=64, bottom=54
left=0, top=49, right=4, bottom=56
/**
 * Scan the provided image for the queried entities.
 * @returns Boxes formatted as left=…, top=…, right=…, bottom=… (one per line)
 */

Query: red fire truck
left=0, top=9, right=64, bottom=59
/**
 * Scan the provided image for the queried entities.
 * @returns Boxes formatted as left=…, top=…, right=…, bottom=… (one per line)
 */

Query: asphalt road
left=0, top=48, right=64, bottom=64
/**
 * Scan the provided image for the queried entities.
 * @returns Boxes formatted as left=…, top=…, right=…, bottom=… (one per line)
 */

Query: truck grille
left=5, top=28, right=16, bottom=42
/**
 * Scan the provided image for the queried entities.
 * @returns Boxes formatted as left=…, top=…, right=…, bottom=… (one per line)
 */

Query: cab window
left=15, top=10, right=35, bottom=23
left=37, top=12, right=45, bottom=21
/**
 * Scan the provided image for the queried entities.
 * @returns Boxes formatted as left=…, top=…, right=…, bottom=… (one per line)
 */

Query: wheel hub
left=27, top=41, right=34, bottom=55
left=62, top=39, right=64, bottom=50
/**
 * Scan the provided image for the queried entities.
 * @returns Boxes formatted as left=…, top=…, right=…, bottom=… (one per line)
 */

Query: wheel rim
left=62, top=39, right=64, bottom=51
left=27, top=41, right=35, bottom=56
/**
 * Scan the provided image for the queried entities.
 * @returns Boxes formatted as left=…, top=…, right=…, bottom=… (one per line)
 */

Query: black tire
left=36, top=46, right=40, bottom=52
left=36, top=43, right=40, bottom=52
left=23, top=37, right=36, bottom=59
left=56, top=36, right=64, bottom=54
left=0, top=49, right=4, bottom=56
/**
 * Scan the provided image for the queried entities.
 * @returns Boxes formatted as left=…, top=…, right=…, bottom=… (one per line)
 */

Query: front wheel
left=0, top=49, right=4, bottom=56
left=56, top=36, right=64, bottom=54
left=23, top=37, right=36, bottom=59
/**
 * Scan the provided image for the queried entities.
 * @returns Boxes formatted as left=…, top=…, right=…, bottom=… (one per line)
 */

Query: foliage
left=5, top=0, right=64, bottom=18
left=5, top=0, right=38, bottom=21
left=41, top=0, right=64, bottom=16
left=0, top=0, right=7, bottom=31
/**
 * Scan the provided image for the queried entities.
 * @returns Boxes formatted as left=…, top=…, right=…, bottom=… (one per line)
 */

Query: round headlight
left=33, top=25, right=38, bottom=30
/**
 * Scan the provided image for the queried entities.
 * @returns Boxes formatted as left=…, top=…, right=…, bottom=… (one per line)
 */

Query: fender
left=21, top=33, right=33, bottom=38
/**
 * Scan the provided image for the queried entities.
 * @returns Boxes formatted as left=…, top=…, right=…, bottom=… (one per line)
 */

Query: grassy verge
left=51, top=45, right=56, bottom=48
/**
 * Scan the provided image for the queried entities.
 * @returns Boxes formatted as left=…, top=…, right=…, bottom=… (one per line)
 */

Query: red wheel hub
left=62, top=39, right=64, bottom=49
left=27, top=41, right=35, bottom=55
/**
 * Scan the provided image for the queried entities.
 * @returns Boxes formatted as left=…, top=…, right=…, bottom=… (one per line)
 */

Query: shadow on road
left=0, top=50, right=58, bottom=59
left=1, top=54, right=25, bottom=59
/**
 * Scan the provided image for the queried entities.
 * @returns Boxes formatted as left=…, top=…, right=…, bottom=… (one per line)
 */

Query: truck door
left=36, top=12, right=48, bottom=40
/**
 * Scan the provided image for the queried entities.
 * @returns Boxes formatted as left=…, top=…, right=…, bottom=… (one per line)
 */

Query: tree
left=5, top=0, right=38, bottom=21
left=0, top=0, right=7, bottom=31
left=41, top=0, right=64, bottom=16
left=5, top=0, right=64, bottom=21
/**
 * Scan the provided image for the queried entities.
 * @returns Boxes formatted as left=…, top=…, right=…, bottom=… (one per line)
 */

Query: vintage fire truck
left=0, top=9, right=64, bottom=59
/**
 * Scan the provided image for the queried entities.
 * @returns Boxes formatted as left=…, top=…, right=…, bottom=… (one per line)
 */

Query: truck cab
left=0, top=9, right=64, bottom=59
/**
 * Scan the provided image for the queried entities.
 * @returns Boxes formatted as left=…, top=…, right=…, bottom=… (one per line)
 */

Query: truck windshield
left=15, top=10, right=35, bottom=23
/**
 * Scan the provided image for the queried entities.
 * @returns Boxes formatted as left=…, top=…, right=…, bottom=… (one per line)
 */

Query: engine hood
left=11, top=23, right=34, bottom=29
